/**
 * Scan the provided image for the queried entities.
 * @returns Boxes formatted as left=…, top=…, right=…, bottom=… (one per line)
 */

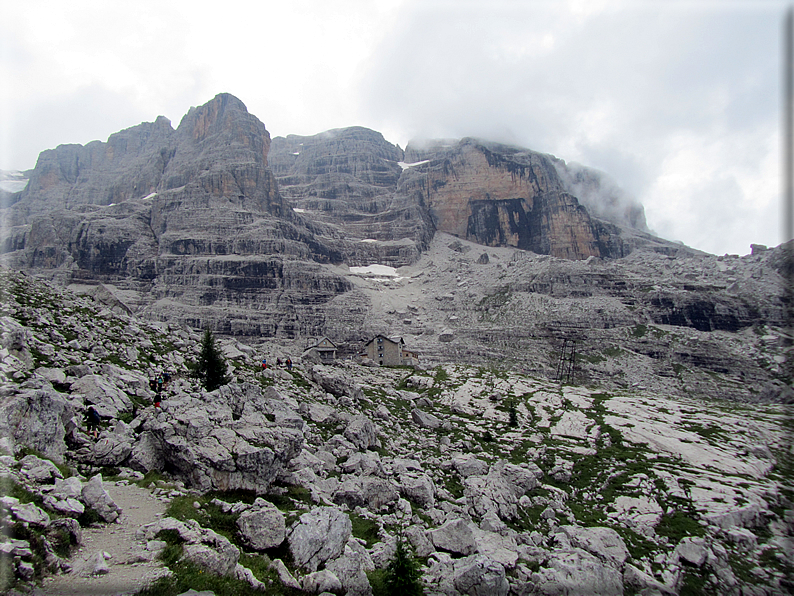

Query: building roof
left=365, top=334, right=404, bottom=346
left=309, top=337, right=337, bottom=349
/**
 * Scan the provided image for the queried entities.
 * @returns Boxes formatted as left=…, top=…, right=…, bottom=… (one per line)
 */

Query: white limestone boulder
left=398, top=472, right=435, bottom=509
left=452, top=554, right=510, bottom=596
left=71, top=374, right=133, bottom=418
left=325, top=538, right=375, bottom=596
left=80, top=474, right=121, bottom=522
left=288, top=506, right=352, bottom=572
left=344, top=415, right=380, bottom=450
left=532, top=548, right=623, bottom=596
left=236, top=499, right=285, bottom=550
left=302, top=569, right=343, bottom=594
left=558, top=525, right=629, bottom=568
left=411, top=408, right=442, bottom=429
left=428, top=518, right=477, bottom=556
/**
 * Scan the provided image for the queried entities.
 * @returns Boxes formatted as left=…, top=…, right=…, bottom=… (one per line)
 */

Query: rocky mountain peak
left=177, top=93, right=270, bottom=165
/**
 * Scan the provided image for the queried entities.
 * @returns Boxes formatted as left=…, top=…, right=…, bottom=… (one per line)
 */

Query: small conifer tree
left=196, top=328, right=228, bottom=391
left=384, top=539, right=424, bottom=596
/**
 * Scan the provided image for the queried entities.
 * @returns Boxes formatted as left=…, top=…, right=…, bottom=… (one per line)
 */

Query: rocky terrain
left=0, top=267, right=791, bottom=595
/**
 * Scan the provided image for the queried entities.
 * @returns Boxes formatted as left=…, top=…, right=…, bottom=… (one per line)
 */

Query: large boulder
left=362, top=477, right=399, bottom=510
left=80, top=474, right=121, bottom=523
left=532, top=548, right=624, bottom=596
left=325, top=539, right=375, bottom=596
left=452, top=454, right=489, bottom=478
left=19, top=454, right=63, bottom=483
left=311, top=365, right=364, bottom=399
left=0, top=388, right=75, bottom=463
left=236, top=499, right=286, bottom=550
left=558, top=526, right=629, bottom=568
left=128, top=430, right=164, bottom=473
left=465, top=460, right=539, bottom=521
left=137, top=516, right=240, bottom=576
left=428, top=518, right=477, bottom=556
left=344, top=416, right=380, bottom=450
left=70, top=374, right=133, bottom=418
left=141, top=389, right=304, bottom=493
left=288, top=506, right=352, bottom=572
left=302, top=569, right=343, bottom=594
left=3, top=498, right=50, bottom=527
left=411, top=408, right=442, bottom=429
left=452, top=554, right=510, bottom=596
left=398, top=473, right=435, bottom=509
left=671, top=536, right=709, bottom=567
left=183, top=541, right=239, bottom=576
left=92, top=422, right=135, bottom=466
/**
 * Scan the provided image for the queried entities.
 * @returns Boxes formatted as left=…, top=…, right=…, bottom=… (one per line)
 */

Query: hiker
left=85, top=406, right=102, bottom=439
left=262, top=358, right=267, bottom=370
left=276, top=357, right=282, bottom=367
left=286, top=357, right=292, bottom=371
left=156, top=374, right=164, bottom=394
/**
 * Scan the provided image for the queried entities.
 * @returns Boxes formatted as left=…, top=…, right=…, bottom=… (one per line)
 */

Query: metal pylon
left=556, top=339, right=576, bottom=384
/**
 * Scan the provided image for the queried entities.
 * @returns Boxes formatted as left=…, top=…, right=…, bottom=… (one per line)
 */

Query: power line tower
left=556, top=338, right=577, bottom=385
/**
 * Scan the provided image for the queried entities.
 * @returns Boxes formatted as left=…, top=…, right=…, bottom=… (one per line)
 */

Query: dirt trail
left=35, top=481, right=170, bottom=596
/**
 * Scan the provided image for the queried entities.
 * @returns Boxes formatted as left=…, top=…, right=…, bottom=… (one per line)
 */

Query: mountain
left=0, top=93, right=790, bottom=404
left=1, top=94, right=351, bottom=336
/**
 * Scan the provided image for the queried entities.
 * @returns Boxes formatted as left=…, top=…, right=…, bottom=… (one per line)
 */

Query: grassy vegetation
left=136, top=558, right=303, bottom=596
left=166, top=494, right=244, bottom=546
left=350, top=513, right=381, bottom=547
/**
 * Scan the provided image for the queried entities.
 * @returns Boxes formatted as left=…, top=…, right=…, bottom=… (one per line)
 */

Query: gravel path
left=35, top=481, right=170, bottom=596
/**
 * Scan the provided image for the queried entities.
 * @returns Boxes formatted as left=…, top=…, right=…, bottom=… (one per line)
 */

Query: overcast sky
left=0, top=0, right=787, bottom=256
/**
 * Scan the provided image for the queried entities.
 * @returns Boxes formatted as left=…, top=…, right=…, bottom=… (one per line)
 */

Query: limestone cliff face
left=1, top=94, right=351, bottom=336
left=400, top=139, right=603, bottom=260
left=270, top=127, right=435, bottom=267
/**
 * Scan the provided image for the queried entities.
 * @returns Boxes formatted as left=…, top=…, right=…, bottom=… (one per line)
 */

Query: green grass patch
left=655, top=508, right=704, bottom=543
left=631, top=324, right=648, bottom=338
left=350, top=513, right=381, bottom=547
left=136, top=558, right=303, bottom=596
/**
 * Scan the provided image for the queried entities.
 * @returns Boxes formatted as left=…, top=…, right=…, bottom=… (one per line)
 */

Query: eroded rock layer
left=1, top=94, right=351, bottom=335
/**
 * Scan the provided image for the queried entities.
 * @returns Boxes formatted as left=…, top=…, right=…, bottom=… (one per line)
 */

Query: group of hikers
left=84, top=370, right=174, bottom=439
left=261, top=356, right=292, bottom=371
left=148, top=371, right=172, bottom=408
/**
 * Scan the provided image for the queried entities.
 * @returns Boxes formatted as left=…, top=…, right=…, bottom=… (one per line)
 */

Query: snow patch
left=141, top=193, right=157, bottom=200
left=349, top=264, right=401, bottom=278
left=292, top=152, right=300, bottom=156
left=359, top=239, right=378, bottom=243
left=293, top=208, right=307, bottom=213
left=397, top=160, right=430, bottom=170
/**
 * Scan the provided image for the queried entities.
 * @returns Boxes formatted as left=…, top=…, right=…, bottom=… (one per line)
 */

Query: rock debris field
left=0, top=267, right=792, bottom=595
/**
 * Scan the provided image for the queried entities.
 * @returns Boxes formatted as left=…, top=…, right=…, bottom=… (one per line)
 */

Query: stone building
left=304, top=337, right=338, bottom=362
left=363, top=335, right=419, bottom=366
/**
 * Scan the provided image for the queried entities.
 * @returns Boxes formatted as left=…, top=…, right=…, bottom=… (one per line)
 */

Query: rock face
left=0, top=93, right=681, bottom=337
left=2, top=93, right=351, bottom=336
left=400, top=139, right=603, bottom=260
left=270, top=127, right=435, bottom=268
